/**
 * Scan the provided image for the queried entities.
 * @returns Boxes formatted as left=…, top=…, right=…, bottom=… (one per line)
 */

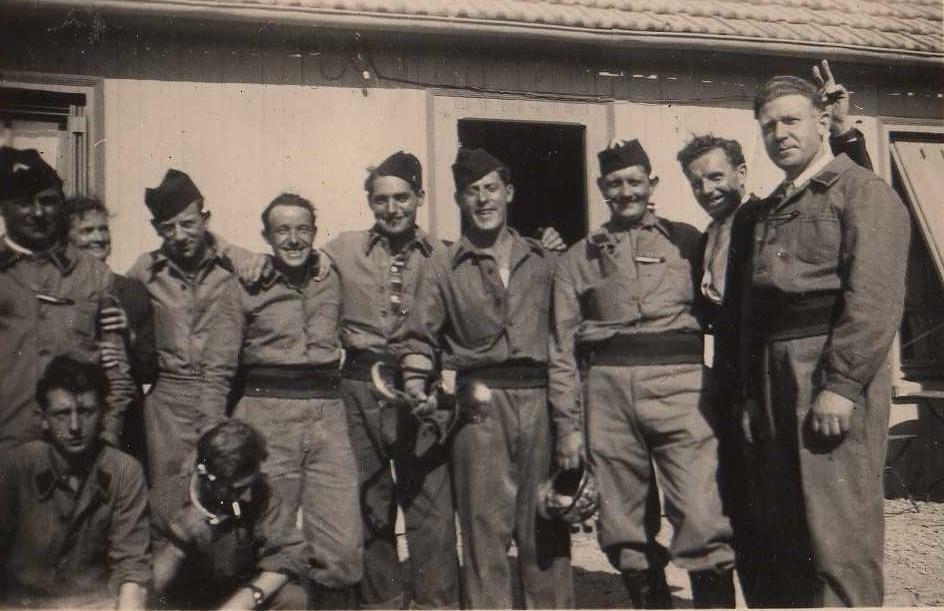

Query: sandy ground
left=422, top=497, right=944, bottom=608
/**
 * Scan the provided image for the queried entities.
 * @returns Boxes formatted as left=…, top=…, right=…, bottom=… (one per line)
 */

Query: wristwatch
left=246, top=584, right=266, bottom=609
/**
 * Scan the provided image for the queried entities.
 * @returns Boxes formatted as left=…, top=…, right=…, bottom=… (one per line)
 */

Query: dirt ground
left=562, top=498, right=944, bottom=608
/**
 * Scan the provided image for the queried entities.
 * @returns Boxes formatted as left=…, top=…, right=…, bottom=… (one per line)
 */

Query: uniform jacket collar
left=145, top=232, right=234, bottom=280
left=0, top=237, right=78, bottom=274
left=365, top=226, right=435, bottom=257
left=257, top=250, right=329, bottom=291
left=34, top=443, right=111, bottom=505
left=771, top=153, right=856, bottom=212
left=451, top=227, right=544, bottom=270
left=589, top=210, right=672, bottom=249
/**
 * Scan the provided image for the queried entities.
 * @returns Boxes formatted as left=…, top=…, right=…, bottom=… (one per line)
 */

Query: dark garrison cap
left=598, top=139, right=652, bottom=177
left=0, top=147, right=63, bottom=201
left=367, top=151, right=423, bottom=191
left=145, top=169, right=203, bottom=222
left=452, top=147, right=506, bottom=192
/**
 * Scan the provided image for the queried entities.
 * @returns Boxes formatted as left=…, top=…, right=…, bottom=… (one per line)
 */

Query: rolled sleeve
left=823, top=175, right=910, bottom=401
left=548, top=261, right=583, bottom=437
left=107, top=458, right=152, bottom=592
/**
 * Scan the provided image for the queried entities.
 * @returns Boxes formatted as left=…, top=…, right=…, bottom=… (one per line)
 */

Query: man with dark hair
left=232, top=192, right=362, bottom=607
left=550, top=138, right=736, bottom=608
left=323, top=151, right=460, bottom=609
left=393, top=147, right=573, bottom=609
left=0, top=355, right=150, bottom=608
left=0, top=147, right=134, bottom=453
left=127, top=169, right=245, bottom=485
left=743, top=66, right=910, bottom=606
left=65, top=196, right=157, bottom=461
left=151, top=419, right=309, bottom=609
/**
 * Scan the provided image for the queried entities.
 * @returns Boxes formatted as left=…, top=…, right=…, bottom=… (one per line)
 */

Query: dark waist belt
left=751, top=290, right=839, bottom=341
left=341, top=349, right=393, bottom=382
left=457, top=361, right=547, bottom=389
left=240, top=363, right=340, bottom=399
left=588, top=332, right=703, bottom=366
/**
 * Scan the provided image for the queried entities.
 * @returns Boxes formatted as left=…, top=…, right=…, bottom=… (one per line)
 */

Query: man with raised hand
left=550, top=139, right=735, bottom=609
left=0, top=147, right=133, bottom=453
left=323, top=152, right=459, bottom=609
left=743, top=71, right=909, bottom=606
left=393, top=147, right=573, bottom=609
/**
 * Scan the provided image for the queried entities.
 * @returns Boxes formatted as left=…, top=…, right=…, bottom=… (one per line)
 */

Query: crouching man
left=150, top=419, right=309, bottom=610
left=0, top=355, right=150, bottom=609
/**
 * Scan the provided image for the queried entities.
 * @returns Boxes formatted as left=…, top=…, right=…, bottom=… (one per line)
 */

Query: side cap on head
left=369, top=151, right=423, bottom=192
left=598, top=139, right=651, bottom=177
left=145, top=169, right=203, bottom=222
left=451, top=147, right=506, bottom=192
left=0, top=147, right=63, bottom=201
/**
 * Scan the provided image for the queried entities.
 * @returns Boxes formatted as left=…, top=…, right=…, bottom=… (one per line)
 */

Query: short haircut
left=197, top=419, right=268, bottom=482
left=35, top=355, right=110, bottom=411
left=676, top=135, right=746, bottom=174
left=64, top=197, right=109, bottom=225
left=753, top=75, right=824, bottom=118
left=260, top=192, right=316, bottom=233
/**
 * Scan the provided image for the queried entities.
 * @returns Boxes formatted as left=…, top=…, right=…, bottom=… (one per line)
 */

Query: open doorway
left=457, top=119, right=588, bottom=246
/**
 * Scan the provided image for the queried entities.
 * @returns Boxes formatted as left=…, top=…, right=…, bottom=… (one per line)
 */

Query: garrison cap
left=145, top=169, right=203, bottom=222
left=452, top=147, right=506, bottom=192
left=598, top=139, right=651, bottom=177
left=0, top=147, right=63, bottom=201
left=367, top=151, right=423, bottom=192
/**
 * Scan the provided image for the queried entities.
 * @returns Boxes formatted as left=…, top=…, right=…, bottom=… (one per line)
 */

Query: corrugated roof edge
left=12, top=0, right=944, bottom=65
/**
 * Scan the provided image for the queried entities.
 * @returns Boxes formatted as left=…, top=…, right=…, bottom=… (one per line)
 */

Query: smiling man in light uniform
left=550, top=139, right=735, bottom=608
left=393, top=147, right=573, bottom=609
left=230, top=192, right=362, bottom=607
left=324, top=152, right=460, bottom=609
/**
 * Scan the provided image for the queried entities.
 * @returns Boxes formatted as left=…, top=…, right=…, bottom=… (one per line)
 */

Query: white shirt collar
left=787, top=147, right=834, bottom=192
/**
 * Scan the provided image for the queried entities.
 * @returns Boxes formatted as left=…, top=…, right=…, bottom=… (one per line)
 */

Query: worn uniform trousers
left=233, top=395, right=363, bottom=590
left=587, top=363, right=734, bottom=573
left=340, top=377, right=459, bottom=609
left=145, top=374, right=210, bottom=484
left=451, top=385, right=573, bottom=609
left=751, top=334, right=890, bottom=607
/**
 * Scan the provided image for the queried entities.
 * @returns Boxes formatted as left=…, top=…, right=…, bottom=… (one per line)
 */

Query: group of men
left=0, top=59, right=910, bottom=610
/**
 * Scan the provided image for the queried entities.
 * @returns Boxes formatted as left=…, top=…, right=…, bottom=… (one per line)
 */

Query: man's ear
left=417, top=189, right=426, bottom=208
left=649, top=175, right=660, bottom=189
left=202, top=209, right=211, bottom=223
left=37, top=407, right=49, bottom=431
left=505, top=184, right=514, bottom=203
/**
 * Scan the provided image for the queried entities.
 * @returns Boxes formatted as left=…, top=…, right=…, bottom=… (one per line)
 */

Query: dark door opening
left=457, top=119, right=588, bottom=246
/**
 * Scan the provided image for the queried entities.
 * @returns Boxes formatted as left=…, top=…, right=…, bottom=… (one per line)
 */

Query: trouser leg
left=586, top=366, right=668, bottom=573
left=451, top=387, right=518, bottom=609
left=394, top=421, right=460, bottom=609
left=145, top=379, right=204, bottom=484
left=340, top=378, right=403, bottom=609
left=764, top=336, right=889, bottom=607
left=510, top=387, right=574, bottom=609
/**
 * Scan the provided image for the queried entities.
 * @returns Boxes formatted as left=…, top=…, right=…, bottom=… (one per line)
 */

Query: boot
left=622, top=568, right=673, bottom=609
left=689, top=568, right=736, bottom=609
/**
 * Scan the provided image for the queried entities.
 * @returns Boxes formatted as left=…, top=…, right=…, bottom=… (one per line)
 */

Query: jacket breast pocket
left=795, top=211, right=841, bottom=265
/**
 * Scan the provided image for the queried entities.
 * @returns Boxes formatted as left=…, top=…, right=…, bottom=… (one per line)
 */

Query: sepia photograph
left=0, top=0, right=942, bottom=608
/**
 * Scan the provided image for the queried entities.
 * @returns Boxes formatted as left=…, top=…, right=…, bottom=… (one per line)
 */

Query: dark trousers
left=451, top=386, right=573, bottom=609
left=341, top=377, right=459, bottom=609
left=750, top=334, right=890, bottom=607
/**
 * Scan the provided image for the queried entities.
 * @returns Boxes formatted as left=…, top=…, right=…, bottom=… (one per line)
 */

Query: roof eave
left=13, top=0, right=944, bottom=67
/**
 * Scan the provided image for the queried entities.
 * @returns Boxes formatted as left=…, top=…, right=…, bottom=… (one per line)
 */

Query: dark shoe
left=622, top=568, right=673, bottom=609
left=689, top=569, right=736, bottom=609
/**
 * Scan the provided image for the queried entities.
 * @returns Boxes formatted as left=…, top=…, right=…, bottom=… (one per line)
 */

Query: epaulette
left=811, top=170, right=841, bottom=188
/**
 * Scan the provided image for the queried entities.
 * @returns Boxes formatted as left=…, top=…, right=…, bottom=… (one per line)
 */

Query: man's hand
left=404, top=377, right=429, bottom=403
left=808, top=389, right=855, bottom=438
left=99, top=341, right=124, bottom=370
left=739, top=397, right=762, bottom=445
left=217, top=587, right=257, bottom=611
left=813, top=59, right=854, bottom=136
left=234, top=252, right=271, bottom=285
left=555, top=430, right=585, bottom=471
left=99, top=305, right=129, bottom=334
left=169, top=506, right=218, bottom=550
left=538, top=227, right=566, bottom=252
